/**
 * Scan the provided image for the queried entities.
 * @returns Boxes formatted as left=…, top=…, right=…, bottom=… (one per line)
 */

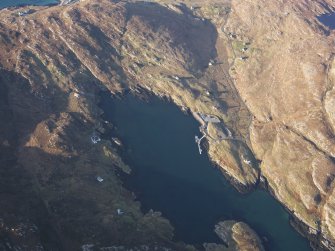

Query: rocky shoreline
left=204, top=221, right=265, bottom=251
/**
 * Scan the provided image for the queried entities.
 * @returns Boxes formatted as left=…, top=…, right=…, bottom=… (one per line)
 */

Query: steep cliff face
left=1, top=0, right=335, bottom=250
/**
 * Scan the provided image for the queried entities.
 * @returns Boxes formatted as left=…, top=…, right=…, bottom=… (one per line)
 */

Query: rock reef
left=204, top=221, right=265, bottom=251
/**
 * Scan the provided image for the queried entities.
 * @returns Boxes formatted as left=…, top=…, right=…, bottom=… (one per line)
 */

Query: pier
left=195, top=134, right=206, bottom=154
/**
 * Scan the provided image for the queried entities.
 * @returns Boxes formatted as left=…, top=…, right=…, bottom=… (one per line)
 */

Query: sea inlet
left=100, top=92, right=311, bottom=251
left=318, top=12, right=335, bottom=30
left=0, top=0, right=58, bottom=9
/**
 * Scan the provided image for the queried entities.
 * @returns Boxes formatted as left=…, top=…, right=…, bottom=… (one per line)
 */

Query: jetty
left=191, top=111, right=239, bottom=154
left=192, top=112, right=219, bottom=154
left=195, top=135, right=206, bottom=154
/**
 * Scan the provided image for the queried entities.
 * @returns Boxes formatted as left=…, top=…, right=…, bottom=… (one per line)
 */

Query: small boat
left=112, top=137, right=122, bottom=146
left=242, top=155, right=252, bottom=165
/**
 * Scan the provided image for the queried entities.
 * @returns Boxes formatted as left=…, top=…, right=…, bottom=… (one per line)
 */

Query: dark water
left=101, top=93, right=311, bottom=251
left=318, top=12, right=335, bottom=29
left=0, top=0, right=58, bottom=9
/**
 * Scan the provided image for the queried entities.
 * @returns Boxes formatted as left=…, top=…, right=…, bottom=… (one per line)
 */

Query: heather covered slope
left=223, top=0, right=335, bottom=247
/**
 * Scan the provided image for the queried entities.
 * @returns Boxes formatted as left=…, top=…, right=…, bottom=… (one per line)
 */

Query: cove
left=100, top=92, right=311, bottom=251
left=318, top=12, right=335, bottom=29
left=0, top=0, right=58, bottom=9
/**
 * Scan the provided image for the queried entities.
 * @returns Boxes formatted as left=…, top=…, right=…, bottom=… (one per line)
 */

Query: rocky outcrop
left=204, top=221, right=265, bottom=251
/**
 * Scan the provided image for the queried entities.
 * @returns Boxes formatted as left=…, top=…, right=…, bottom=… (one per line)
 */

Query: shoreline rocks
left=204, top=221, right=265, bottom=251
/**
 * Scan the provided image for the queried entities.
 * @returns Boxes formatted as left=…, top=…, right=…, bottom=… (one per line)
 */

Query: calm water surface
left=318, top=12, right=335, bottom=29
left=0, top=0, right=58, bottom=8
left=101, top=93, right=311, bottom=251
